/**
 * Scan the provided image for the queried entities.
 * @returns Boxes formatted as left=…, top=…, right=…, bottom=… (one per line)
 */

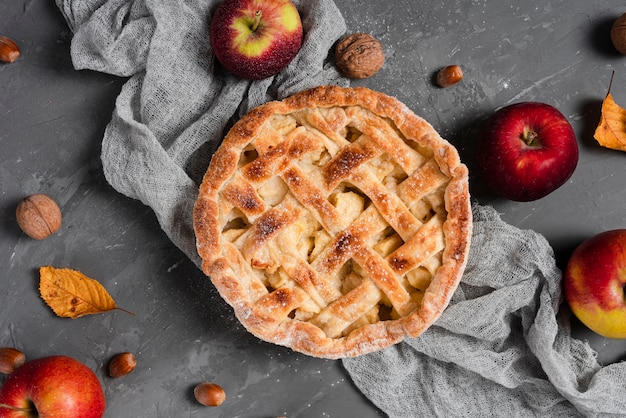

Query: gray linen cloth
left=56, top=0, right=348, bottom=265
left=56, top=1, right=626, bottom=417
left=344, top=205, right=626, bottom=417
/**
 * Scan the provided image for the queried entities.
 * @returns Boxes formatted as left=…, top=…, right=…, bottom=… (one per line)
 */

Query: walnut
left=611, top=13, right=626, bottom=54
left=16, top=194, right=62, bottom=240
left=335, top=33, right=384, bottom=79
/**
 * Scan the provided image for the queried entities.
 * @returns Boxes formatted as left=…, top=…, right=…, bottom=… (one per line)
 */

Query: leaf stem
left=606, top=70, right=616, bottom=98
left=115, top=306, right=136, bottom=316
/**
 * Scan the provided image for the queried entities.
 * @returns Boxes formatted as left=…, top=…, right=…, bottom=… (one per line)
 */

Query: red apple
left=209, top=0, right=303, bottom=80
left=476, top=102, right=579, bottom=202
left=564, top=230, right=626, bottom=339
left=0, top=355, right=106, bottom=418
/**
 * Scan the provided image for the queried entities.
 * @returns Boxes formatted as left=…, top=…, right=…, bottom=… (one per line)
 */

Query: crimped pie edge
left=193, top=85, right=472, bottom=358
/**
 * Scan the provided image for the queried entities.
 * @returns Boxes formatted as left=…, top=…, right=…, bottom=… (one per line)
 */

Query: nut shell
left=0, top=36, right=20, bottom=63
left=194, top=382, right=226, bottom=407
left=16, top=194, right=62, bottom=240
left=611, top=13, right=626, bottom=54
left=436, top=65, right=463, bottom=88
left=335, top=33, right=384, bottom=79
left=0, top=347, right=26, bottom=374
left=108, top=352, right=136, bottom=378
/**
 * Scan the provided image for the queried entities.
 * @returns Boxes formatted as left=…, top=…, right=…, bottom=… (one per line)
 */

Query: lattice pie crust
left=194, top=86, right=471, bottom=358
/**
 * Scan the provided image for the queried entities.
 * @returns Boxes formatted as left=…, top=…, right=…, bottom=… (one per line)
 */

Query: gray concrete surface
left=2, top=0, right=626, bottom=416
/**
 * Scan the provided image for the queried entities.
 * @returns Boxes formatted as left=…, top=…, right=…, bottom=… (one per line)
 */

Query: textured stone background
left=1, top=0, right=626, bottom=416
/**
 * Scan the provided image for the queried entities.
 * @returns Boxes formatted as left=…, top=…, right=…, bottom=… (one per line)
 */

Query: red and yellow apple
left=476, top=102, right=579, bottom=202
left=0, top=355, right=106, bottom=418
left=209, top=0, right=303, bottom=80
left=564, top=229, right=626, bottom=339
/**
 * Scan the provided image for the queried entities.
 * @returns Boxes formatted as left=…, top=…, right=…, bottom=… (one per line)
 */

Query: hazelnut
left=0, top=347, right=26, bottom=374
left=194, top=382, right=226, bottom=407
left=0, top=36, right=20, bottom=63
left=108, top=352, right=136, bottom=378
left=335, top=33, right=384, bottom=79
left=436, top=65, right=463, bottom=88
left=15, top=194, right=62, bottom=240
left=612, top=13, right=626, bottom=54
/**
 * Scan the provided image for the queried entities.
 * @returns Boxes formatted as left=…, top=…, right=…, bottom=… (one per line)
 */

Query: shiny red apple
left=0, top=355, right=106, bottom=418
left=209, top=0, right=303, bottom=80
left=476, top=102, right=579, bottom=201
left=564, top=229, right=626, bottom=339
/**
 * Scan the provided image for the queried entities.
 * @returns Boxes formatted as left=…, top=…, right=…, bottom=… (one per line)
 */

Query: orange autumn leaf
left=594, top=72, right=626, bottom=151
left=39, top=266, right=131, bottom=319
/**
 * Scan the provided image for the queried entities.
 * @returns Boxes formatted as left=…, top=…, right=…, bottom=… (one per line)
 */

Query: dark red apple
left=476, top=102, right=579, bottom=202
left=0, top=355, right=106, bottom=418
left=209, top=0, right=303, bottom=80
left=565, top=229, right=626, bottom=339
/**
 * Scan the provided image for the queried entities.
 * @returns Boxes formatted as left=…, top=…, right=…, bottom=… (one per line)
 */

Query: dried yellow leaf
left=39, top=266, right=125, bottom=319
left=594, top=92, right=626, bottom=151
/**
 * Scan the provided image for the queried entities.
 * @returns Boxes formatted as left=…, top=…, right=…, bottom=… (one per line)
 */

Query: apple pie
left=193, top=85, right=471, bottom=358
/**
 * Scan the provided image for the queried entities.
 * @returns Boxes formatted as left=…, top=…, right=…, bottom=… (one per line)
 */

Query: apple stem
left=251, top=10, right=262, bottom=32
left=0, top=402, right=32, bottom=412
left=523, top=129, right=540, bottom=147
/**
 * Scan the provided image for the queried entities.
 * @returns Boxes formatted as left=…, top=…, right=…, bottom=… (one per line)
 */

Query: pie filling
left=217, top=105, right=449, bottom=339
left=194, top=86, right=471, bottom=358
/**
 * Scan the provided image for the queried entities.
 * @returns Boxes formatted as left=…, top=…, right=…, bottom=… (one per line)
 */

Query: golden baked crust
left=194, top=85, right=471, bottom=358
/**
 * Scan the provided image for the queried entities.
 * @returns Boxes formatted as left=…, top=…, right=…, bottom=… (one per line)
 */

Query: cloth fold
left=56, top=1, right=626, bottom=417
left=343, top=205, right=626, bottom=417
left=56, top=0, right=349, bottom=263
